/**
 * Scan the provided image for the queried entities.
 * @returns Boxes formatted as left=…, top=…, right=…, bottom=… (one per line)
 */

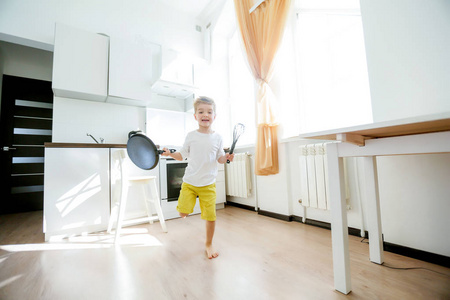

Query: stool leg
left=141, top=184, right=154, bottom=225
left=115, top=182, right=129, bottom=244
left=107, top=198, right=119, bottom=233
left=149, top=179, right=167, bottom=233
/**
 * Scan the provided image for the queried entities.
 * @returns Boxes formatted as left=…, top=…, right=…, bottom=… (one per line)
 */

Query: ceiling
left=156, top=0, right=221, bottom=20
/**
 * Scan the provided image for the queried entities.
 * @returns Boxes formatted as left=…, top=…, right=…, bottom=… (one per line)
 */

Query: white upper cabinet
left=151, top=49, right=197, bottom=100
left=107, top=37, right=162, bottom=106
left=52, top=23, right=109, bottom=102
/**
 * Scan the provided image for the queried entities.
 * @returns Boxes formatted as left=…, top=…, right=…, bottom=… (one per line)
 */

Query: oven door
left=159, top=158, right=188, bottom=201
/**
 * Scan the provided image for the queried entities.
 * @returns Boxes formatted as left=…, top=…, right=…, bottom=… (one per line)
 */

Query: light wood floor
left=0, top=206, right=449, bottom=300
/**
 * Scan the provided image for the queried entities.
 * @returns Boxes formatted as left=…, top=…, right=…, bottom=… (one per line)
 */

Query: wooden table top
left=299, top=112, right=450, bottom=146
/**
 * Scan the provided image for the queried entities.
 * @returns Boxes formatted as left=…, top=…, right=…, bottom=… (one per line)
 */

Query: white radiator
left=299, top=143, right=349, bottom=210
left=225, top=153, right=252, bottom=198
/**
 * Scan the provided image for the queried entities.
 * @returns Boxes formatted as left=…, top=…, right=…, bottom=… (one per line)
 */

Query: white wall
left=0, top=41, right=53, bottom=81
left=52, top=95, right=192, bottom=145
left=229, top=144, right=291, bottom=217
left=0, top=41, right=53, bottom=115
left=256, top=143, right=291, bottom=215
left=360, top=0, right=450, bottom=122
left=0, top=0, right=204, bottom=58
left=377, top=154, right=450, bottom=255
left=52, top=97, right=146, bottom=144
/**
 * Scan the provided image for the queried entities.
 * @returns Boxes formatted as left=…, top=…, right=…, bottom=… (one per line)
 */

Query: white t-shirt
left=179, top=130, right=225, bottom=187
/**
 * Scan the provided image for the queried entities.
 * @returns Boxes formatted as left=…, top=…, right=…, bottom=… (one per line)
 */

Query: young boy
left=162, top=96, right=234, bottom=259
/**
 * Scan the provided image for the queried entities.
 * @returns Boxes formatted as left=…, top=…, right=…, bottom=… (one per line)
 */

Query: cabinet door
left=107, top=37, right=161, bottom=106
left=52, top=23, right=109, bottom=102
left=43, top=148, right=110, bottom=241
left=216, top=181, right=226, bottom=204
left=216, top=164, right=226, bottom=204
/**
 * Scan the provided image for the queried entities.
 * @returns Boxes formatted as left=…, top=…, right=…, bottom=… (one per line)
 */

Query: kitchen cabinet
left=151, top=49, right=197, bottom=100
left=52, top=23, right=109, bottom=102
left=107, top=37, right=162, bottom=106
left=42, top=143, right=223, bottom=240
left=216, top=163, right=226, bottom=205
left=43, top=144, right=161, bottom=241
left=152, top=80, right=196, bottom=100
left=160, top=49, right=195, bottom=86
left=44, top=147, right=110, bottom=241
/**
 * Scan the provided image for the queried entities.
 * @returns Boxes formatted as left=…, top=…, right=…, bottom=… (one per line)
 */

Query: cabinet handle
left=3, top=146, right=17, bottom=151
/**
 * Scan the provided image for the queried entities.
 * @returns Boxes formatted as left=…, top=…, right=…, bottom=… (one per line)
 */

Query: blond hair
left=194, top=96, right=216, bottom=113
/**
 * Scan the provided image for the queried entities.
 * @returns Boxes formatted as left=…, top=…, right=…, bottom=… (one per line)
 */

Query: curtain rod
left=249, top=0, right=265, bottom=14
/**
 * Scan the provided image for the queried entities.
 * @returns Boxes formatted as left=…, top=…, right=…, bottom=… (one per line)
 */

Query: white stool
left=108, top=150, right=167, bottom=244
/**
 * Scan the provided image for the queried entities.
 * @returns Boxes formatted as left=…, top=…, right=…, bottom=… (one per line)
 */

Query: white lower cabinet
left=44, top=148, right=110, bottom=241
left=216, top=164, right=226, bottom=205
left=43, top=147, right=226, bottom=240
left=44, top=147, right=161, bottom=241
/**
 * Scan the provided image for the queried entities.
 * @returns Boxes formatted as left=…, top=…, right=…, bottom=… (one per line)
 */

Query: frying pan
left=127, top=130, right=175, bottom=170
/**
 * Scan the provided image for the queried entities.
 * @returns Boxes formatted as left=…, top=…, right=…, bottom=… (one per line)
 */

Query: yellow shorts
left=177, top=182, right=216, bottom=221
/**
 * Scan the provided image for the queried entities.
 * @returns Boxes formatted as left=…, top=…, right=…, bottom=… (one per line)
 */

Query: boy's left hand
left=161, top=147, right=170, bottom=156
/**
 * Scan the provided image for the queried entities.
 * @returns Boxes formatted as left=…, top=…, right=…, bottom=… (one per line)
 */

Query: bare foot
left=206, top=244, right=219, bottom=259
left=179, top=212, right=188, bottom=219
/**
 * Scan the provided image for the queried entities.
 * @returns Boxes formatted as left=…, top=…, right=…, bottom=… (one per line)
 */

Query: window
left=295, top=0, right=372, bottom=133
left=225, top=0, right=372, bottom=142
left=228, top=31, right=256, bottom=146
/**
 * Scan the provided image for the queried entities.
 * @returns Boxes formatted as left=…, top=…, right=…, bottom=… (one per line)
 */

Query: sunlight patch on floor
left=0, top=228, right=163, bottom=252
left=0, top=274, right=23, bottom=289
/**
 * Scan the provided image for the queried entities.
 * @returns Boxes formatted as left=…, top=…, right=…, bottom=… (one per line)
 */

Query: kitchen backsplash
left=52, top=96, right=145, bottom=144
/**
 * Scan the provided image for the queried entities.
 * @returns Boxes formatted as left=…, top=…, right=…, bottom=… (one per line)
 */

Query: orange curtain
left=233, top=0, right=291, bottom=175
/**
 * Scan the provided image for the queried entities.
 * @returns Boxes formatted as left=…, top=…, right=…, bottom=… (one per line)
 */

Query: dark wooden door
left=0, top=75, right=53, bottom=214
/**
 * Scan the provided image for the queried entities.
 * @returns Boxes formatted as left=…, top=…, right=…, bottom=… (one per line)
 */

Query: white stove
left=159, top=157, right=201, bottom=219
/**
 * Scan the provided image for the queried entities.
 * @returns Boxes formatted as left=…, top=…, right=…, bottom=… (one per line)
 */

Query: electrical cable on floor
left=379, top=263, right=448, bottom=276
left=360, top=238, right=448, bottom=276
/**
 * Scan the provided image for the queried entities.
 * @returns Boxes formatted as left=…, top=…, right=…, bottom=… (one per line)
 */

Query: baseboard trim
left=383, top=242, right=450, bottom=268
left=257, top=209, right=291, bottom=222
left=225, top=201, right=256, bottom=212
left=230, top=206, right=448, bottom=268
left=290, top=215, right=303, bottom=223
left=303, top=218, right=369, bottom=238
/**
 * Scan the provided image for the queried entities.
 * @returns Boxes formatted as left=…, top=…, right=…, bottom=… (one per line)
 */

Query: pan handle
left=128, top=130, right=142, bottom=139
left=157, top=149, right=176, bottom=155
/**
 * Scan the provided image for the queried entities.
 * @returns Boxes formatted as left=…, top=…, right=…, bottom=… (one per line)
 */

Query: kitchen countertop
left=44, top=142, right=127, bottom=148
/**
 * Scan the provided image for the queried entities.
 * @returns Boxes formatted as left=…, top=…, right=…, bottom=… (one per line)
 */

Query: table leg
left=362, top=156, right=384, bottom=264
left=326, top=143, right=351, bottom=294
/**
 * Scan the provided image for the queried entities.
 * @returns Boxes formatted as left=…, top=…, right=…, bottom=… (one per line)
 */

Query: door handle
left=3, top=146, right=17, bottom=151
